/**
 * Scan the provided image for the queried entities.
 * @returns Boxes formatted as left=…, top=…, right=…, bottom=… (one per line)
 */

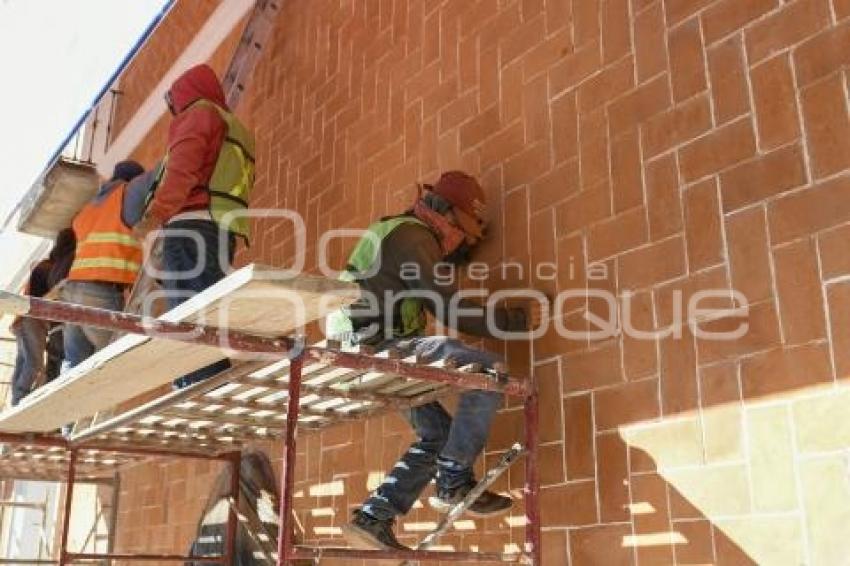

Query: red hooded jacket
left=147, top=64, right=228, bottom=223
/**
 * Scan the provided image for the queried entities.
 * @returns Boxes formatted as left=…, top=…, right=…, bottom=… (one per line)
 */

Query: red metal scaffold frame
left=0, top=294, right=542, bottom=565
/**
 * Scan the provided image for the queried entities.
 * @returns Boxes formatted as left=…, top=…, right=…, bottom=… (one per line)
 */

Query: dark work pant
left=160, top=219, right=235, bottom=388
left=10, top=317, right=48, bottom=406
left=360, top=336, right=503, bottom=521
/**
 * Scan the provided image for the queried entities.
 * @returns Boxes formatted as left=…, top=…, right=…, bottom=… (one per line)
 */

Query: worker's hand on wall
left=525, top=300, right=546, bottom=331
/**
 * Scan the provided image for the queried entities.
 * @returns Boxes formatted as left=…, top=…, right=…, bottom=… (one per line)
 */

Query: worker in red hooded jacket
left=133, top=63, right=255, bottom=387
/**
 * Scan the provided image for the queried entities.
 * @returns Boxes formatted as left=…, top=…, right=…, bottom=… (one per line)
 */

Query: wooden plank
left=0, top=264, right=358, bottom=433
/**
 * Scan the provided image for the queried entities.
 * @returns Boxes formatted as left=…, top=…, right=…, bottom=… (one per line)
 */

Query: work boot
left=429, top=481, right=514, bottom=517
left=341, top=509, right=410, bottom=551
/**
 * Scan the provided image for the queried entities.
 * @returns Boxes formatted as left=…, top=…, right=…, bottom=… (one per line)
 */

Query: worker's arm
left=122, top=169, right=158, bottom=228
left=386, top=225, right=531, bottom=338
left=145, top=106, right=224, bottom=224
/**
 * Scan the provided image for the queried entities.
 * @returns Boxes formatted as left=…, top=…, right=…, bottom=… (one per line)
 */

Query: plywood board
left=0, top=264, right=359, bottom=433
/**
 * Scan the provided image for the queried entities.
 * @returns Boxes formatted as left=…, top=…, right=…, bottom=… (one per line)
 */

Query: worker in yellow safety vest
left=61, top=160, right=145, bottom=369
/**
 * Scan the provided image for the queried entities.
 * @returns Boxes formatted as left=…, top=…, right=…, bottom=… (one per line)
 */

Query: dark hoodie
left=147, top=64, right=228, bottom=223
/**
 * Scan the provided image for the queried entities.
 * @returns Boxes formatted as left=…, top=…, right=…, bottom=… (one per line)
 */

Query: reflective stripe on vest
left=69, top=183, right=142, bottom=285
left=326, top=216, right=428, bottom=341
left=153, top=100, right=256, bottom=240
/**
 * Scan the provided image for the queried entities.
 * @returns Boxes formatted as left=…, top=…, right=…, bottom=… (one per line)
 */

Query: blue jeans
left=361, top=336, right=503, bottom=521
left=10, top=317, right=49, bottom=406
left=61, top=281, right=125, bottom=369
left=161, top=219, right=235, bottom=388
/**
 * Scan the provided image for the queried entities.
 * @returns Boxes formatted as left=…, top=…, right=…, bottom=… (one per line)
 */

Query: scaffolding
left=0, top=287, right=542, bottom=565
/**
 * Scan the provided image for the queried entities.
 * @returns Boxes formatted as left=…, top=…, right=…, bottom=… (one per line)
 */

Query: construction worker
left=9, top=229, right=75, bottom=405
left=131, top=63, right=255, bottom=387
left=331, top=171, right=543, bottom=551
left=62, top=161, right=146, bottom=368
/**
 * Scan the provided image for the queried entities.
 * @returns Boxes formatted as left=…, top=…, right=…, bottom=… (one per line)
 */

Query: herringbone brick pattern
left=107, top=1, right=850, bottom=564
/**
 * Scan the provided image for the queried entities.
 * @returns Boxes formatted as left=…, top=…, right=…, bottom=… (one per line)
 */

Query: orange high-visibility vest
left=68, top=182, right=142, bottom=285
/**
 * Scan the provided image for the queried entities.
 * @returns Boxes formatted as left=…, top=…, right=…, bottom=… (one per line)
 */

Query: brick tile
left=540, top=481, right=598, bottom=527
left=564, top=393, right=596, bottom=480
left=579, top=108, right=610, bottom=189
left=619, top=235, right=687, bottom=290
left=504, top=142, right=551, bottom=189
left=479, top=121, right=526, bottom=168
left=556, top=233, right=587, bottom=297
left=665, top=0, right=720, bottom=26
left=587, top=257, right=619, bottom=329
left=654, top=264, right=731, bottom=327
left=601, top=0, right=632, bottom=63
left=707, top=35, right=750, bottom=125
left=549, top=40, right=603, bottom=96
left=773, top=237, right=827, bottom=344
left=741, top=343, right=832, bottom=399
left=793, top=21, right=850, bottom=86
left=726, top=206, right=774, bottom=304
left=577, top=56, right=636, bottom=113
left=818, top=222, right=850, bottom=280
left=595, top=377, right=661, bottom=430
left=597, top=432, right=631, bottom=521
left=752, top=54, right=802, bottom=151
left=836, top=0, right=850, bottom=19
left=572, top=0, right=601, bottom=46
left=545, top=0, right=571, bottom=33
left=801, top=73, right=850, bottom=180
left=503, top=187, right=530, bottom=267
left=542, top=530, right=569, bottom=566
left=609, top=74, right=673, bottom=135
left=587, top=206, right=649, bottom=260
left=475, top=44, right=499, bottom=109
left=769, top=174, right=850, bottom=244
left=634, top=2, right=668, bottom=81
left=611, top=130, right=645, bottom=212
left=459, top=104, right=501, bottom=148
left=660, top=325, right=700, bottom=414
left=646, top=154, right=684, bottom=240
left=700, top=361, right=741, bottom=405
left=720, top=144, right=807, bottom=211
left=530, top=159, right=581, bottom=212
left=501, top=59, right=525, bottom=123
left=551, top=92, right=578, bottom=163
left=631, top=473, right=672, bottom=532
left=522, top=27, right=572, bottom=80
left=563, top=339, right=624, bottom=391
left=480, top=4, right=522, bottom=49
left=701, top=0, right=779, bottom=45
left=556, top=182, right=612, bottom=236
left=678, top=117, right=757, bottom=182
left=439, top=90, right=477, bottom=134
left=684, top=178, right=725, bottom=270
left=642, top=93, right=713, bottom=158
left=537, top=360, right=564, bottom=443
left=632, top=474, right=676, bottom=563
left=674, top=520, right=717, bottom=564
left=539, top=442, right=567, bottom=486
left=827, top=281, right=850, bottom=378
left=668, top=19, right=708, bottom=101
left=570, top=524, right=635, bottom=566
left=746, top=0, right=832, bottom=63
left=501, top=13, right=547, bottom=67
left=697, top=300, right=782, bottom=364
left=622, top=290, right=659, bottom=380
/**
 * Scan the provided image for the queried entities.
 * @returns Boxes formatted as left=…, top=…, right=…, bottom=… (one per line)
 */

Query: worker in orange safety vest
left=61, top=160, right=145, bottom=369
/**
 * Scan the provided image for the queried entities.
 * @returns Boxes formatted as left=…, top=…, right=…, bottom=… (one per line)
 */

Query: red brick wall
left=111, top=0, right=221, bottom=140
left=109, top=0, right=850, bottom=564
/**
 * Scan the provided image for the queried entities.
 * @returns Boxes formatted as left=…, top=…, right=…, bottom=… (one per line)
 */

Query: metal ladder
left=123, top=0, right=281, bottom=317
left=401, top=443, right=527, bottom=566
